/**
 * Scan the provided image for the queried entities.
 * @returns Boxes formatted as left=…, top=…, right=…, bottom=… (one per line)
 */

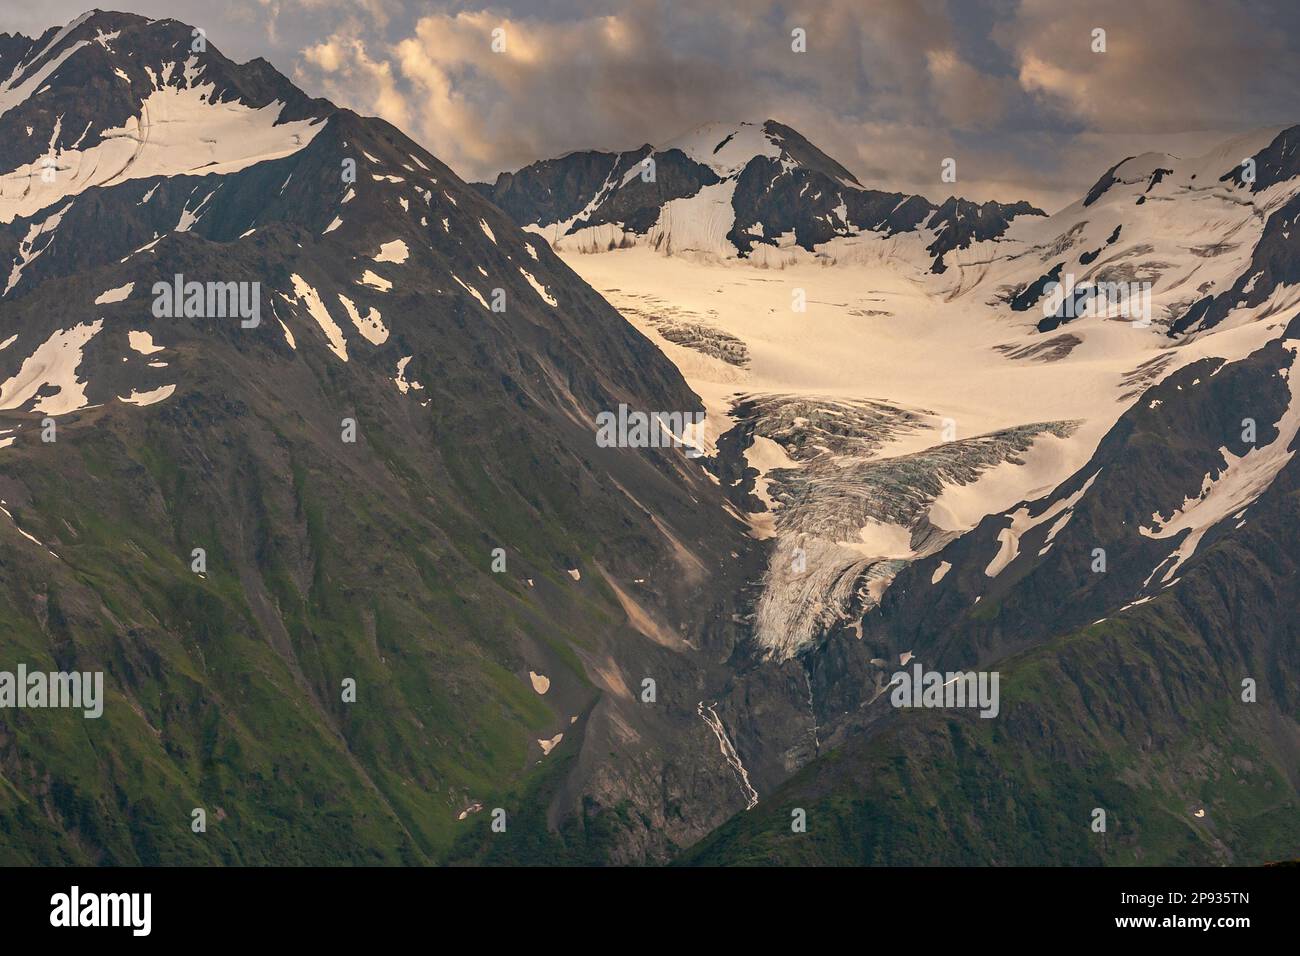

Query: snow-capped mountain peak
left=0, top=10, right=330, bottom=225
left=492, top=117, right=1300, bottom=664
left=476, top=118, right=1042, bottom=269
left=939, top=124, right=1300, bottom=340
left=0, top=10, right=673, bottom=441
left=0, top=9, right=784, bottom=867
left=664, top=120, right=783, bottom=177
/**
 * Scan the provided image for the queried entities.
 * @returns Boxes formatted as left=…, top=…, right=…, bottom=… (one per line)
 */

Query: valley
left=0, top=11, right=1296, bottom=868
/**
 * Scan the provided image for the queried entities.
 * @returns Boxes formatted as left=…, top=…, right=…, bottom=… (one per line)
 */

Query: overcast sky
left=8, top=1, right=1300, bottom=211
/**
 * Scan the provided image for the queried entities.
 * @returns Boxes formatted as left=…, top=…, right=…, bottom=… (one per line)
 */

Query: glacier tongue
left=749, top=412, right=1079, bottom=659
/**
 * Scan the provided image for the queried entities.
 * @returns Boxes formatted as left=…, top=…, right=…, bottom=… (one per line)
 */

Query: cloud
left=28, top=0, right=1297, bottom=210
left=319, top=5, right=770, bottom=176
left=997, top=0, right=1300, bottom=133
left=301, top=34, right=412, bottom=132
left=289, top=0, right=1045, bottom=204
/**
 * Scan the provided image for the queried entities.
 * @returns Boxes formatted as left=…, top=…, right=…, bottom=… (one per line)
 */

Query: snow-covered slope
left=939, top=128, right=1300, bottom=336
left=546, top=124, right=1300, bottom=660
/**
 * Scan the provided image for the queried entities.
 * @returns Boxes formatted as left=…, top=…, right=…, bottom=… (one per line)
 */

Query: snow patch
left=373, top=240, right=408, bottom=264
left=519, top=268, right=557, bottom=306
left=984, top=471, right=1101, bottom=578
left=451, top=274, right=489, bottom=310
left=175, top=189, right=214, bottom=232
left=0, top=320, right=103, bottom=414
left=94, top=282, right=134, bottom=305
left=5, top=202, right=72, bottom=295
left=289, top=275, right=347, bottom=361
left=337, top=294, right=388, bottom=345
left=277, top=318, right=296, bottom=350
left=359, top=270, right=392, bottom=292
left=393, top=355, right=423, bottom=394
left=1, top=83, right=322, bottom=225
left=119, top=384, right=175, bottom=407
left=127, top=330, right=164, bottom=355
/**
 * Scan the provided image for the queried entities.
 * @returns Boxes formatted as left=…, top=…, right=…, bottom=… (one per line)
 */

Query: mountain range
left=474, top=119, right=1044, bottom=272
left=0, top=10, right=1295, bottom=866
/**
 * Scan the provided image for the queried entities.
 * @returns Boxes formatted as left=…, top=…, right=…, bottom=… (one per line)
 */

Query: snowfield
left=0, top=73, right=323, bottom=225
left=559, top=152, right=1299, bottom=658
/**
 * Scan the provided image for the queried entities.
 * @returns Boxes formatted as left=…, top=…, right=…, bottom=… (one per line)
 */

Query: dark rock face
left=477, top=119, right=1044, bottom=269
left=726, top=155, right=923, bottom=254
left=471, top=147, right=647, bottom=229
left=1079, top=225, right=1122, bottom=265
left=1010, top=262, right=1064, bottom=314
left=580, top=149, right=721, bottom=234
left=926, top=197, right=1045, bottom=273
left=0, top=29, right=45, bottom=77
left=1145, top=167, right=1173, bottom=191
left=1220, top=125, right=1300, bottom=192
left=1083, top=157, right=1133, bottom=207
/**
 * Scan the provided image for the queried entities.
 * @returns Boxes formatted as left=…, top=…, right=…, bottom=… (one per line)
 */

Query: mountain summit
left=0, top=10, right=331, bottom=228
left=475, top=119, right=1043, bottom=270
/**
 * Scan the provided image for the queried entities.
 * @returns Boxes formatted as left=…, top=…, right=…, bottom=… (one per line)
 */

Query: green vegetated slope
left=0, top=362, right=622, bottom=863
left=0, top=39, right=748, bottom=861
left=685, top=606, right=1298, bottom=865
